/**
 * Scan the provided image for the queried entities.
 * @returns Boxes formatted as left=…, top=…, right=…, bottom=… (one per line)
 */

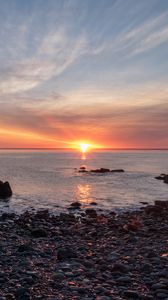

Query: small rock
left=57, top=247, right=77, bottom=260
left=70, top=202, right=81, bottom=209
left=123, top=290, right=140, bottom=298
left=85, top=208, right=97, bottom=218
left=152, top=283, right=167, bottom=290
left=111, top=263, right=129, bottom=273
left=116, top=276, right=131, bottom=283
left=17, top=244, right=33, bottom=252
left=31, top=228, right=47, bottom=238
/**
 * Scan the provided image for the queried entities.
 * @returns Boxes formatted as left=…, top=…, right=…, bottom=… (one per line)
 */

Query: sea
left=0, top=149, right=168, bottom=214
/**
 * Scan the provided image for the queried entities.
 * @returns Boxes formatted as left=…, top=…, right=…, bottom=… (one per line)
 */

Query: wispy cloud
left=0, top=31, right=87, bottom=94
left=110, top=12, right=168, bottom=56
left=0, top=1, right=168, bottom=96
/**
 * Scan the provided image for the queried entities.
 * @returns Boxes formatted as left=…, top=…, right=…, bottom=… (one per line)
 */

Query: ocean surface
left=0, top=150, right=168, bottom=214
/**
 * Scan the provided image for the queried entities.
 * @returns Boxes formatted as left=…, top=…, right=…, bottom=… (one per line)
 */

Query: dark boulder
left=0, top=181, right=12, bottom=199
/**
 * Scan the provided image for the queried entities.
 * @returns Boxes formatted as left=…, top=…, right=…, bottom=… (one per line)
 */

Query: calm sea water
left=0, top=150, right=167, bottom=214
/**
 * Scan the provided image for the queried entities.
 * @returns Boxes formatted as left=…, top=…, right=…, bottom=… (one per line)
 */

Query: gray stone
left=152, top=283, right=167, bottom=290
left=116, top=276, right=131, bottom=283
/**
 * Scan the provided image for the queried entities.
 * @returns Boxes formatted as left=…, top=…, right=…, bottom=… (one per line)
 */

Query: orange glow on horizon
left=71, top=140, right=103, bottom=151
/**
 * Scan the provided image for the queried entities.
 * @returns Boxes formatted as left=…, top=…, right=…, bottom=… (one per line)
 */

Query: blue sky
left=0, top=0, right=168, bottom=148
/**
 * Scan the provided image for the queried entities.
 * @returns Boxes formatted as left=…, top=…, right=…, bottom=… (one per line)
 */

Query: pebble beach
left=0, top=201, right=167, bottom=300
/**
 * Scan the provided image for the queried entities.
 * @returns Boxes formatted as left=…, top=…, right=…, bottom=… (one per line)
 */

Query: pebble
left=116, top=276, right=131, bottom=283
left=123, top=290, right=140, bottom=298
left=112, top=263, right=129, bottom=273
left=31, top=228, right=47, bottom=238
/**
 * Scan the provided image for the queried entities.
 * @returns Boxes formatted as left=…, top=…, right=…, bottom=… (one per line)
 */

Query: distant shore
left=0, top=201, right=167, bottom=299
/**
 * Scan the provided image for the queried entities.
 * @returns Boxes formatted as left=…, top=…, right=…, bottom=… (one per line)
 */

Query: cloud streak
left=109, top=11, right=168, bottom=56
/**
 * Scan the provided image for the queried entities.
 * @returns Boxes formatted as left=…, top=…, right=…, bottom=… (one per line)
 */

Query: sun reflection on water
left=81, top=153, right=86, bottom=160
left=76, top=184, right=92, bottom=205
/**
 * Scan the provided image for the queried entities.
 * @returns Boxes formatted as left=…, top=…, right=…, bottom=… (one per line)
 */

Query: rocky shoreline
left=0, top=201, right=168, bottom=300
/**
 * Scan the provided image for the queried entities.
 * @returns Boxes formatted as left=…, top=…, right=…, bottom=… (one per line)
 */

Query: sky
left=0, top=0, right=168, bottom=149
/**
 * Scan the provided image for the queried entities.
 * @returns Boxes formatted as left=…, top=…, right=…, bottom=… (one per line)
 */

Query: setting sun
left=80, top=143, right=90, bottom=153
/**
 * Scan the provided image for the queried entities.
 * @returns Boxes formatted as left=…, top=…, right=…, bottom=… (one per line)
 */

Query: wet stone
left=111, top=263, right=129, bottom=273
left=152, top=283, right=167, bottom=290
left=116, top=275, right=131, bottom=282
left=57, top=247, right=77, bottom=260
left=31, top=228, right=47, bottom=238
left=123, top=290, right=140, bottom=298
left=156, top=293, right=168, bottom=298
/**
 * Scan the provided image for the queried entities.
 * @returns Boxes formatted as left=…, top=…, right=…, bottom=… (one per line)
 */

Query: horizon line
left=0, top=147, right=168, bottom=151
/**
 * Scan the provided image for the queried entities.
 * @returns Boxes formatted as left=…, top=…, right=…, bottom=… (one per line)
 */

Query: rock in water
left=111, top=169, right=125, bottom=172
left=155, top=173, right=168, bottom=184
left=90, top=168, right=110, bottom=173
left=0, top=181, right=12, bottom=199
left=70, top=202, right=81, bottom=209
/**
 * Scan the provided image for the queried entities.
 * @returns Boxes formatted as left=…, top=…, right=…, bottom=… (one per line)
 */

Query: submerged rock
left=0, top=181, right=12, bottom=199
